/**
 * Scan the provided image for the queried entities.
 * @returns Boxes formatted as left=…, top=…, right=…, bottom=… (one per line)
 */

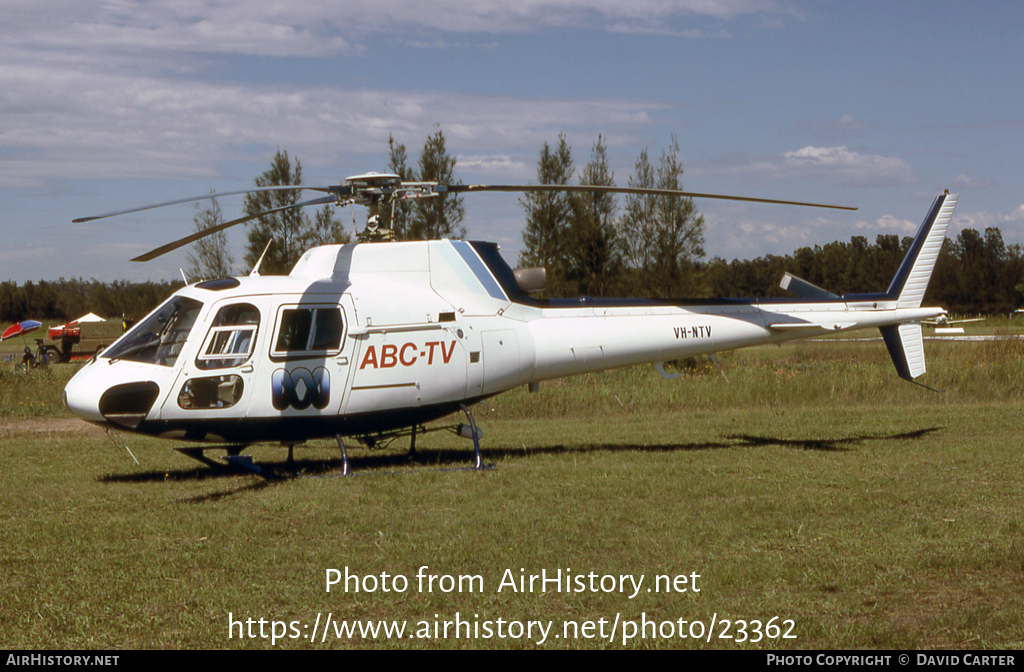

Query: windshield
left=103, top=296, right=204, bottom=367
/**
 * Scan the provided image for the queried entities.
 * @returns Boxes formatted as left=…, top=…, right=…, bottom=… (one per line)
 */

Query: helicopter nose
left=64, top=362, right=161, bottom=429
left=63, top=363, right=106, bottom=423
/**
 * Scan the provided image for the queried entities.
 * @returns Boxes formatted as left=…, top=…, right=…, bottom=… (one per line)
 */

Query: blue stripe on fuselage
left=449, top=240, right=508, bottom=301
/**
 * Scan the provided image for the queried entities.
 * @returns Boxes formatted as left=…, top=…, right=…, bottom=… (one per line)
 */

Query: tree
left=185, top=196, right=234, bottom=282
left=618, top=148, right=657, bottom=275
left=650, top=136, right=705, bottom=296
left=566, top=135, right=619, bottom=296
left=617, top=137, right=704, bottom=297
left=410, top=125, right=465, bottom=240
left=518, top=133, right=575, bottom=292
left=307, top=205, right=351, bottom=248
left=243, top=150, right=311, bottom=275
left=387, top=134, right=416, bottom=240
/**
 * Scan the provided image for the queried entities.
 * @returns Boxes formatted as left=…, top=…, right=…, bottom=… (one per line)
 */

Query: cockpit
left=101, top=296, right=203, bottom=367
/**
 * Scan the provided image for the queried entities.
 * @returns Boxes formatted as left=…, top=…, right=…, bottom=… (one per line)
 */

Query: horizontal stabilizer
left=880, top=323, right=926, bottom=381
left=779, top=272, right=838, bottom=299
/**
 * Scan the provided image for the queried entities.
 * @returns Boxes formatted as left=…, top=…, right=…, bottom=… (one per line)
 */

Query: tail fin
left=887, top=192, right=958, bottom=308
left=879, top=192, right=958, bottom=388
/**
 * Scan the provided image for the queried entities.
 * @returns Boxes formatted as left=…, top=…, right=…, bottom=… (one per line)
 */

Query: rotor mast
left=344, top=173, right=438, bottom=243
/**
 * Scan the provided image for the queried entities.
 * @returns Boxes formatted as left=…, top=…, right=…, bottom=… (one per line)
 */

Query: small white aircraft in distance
left=64, top=175, right=957, bottom=475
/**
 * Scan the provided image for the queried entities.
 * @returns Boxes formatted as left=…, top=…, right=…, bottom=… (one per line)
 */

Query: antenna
left=250, top=239, right=273, bottom=277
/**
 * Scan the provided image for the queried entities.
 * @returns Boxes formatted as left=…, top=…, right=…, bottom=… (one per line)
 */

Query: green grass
left=1, top=336, right=1023, bottom=649
left=0, top=365, right=78, bottom=417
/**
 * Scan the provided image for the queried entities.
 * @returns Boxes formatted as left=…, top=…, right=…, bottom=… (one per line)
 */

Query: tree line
left=4, top=129, right=1022, bottom=324
left=514, top=133, right=1024, bottom=314
left=704, top=228, right=1024, bottom=315
left=7, top=226, right=1018, bottom=325
left=517, top=134, right=705, bottom=298
left=0, top=278, right=184, bottom=324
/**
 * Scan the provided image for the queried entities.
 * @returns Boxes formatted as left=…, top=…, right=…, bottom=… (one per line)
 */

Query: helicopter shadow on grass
left=96, top=426, right=942, bottom=502
left=92, top=437, right=795, bottom=487
left=724, top=427, right=942, bottom=452
left=482, top=425, right=942, bottom=459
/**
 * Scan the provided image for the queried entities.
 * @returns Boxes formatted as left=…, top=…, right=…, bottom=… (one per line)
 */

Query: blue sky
left=2, top=1, right=1022, bottom=285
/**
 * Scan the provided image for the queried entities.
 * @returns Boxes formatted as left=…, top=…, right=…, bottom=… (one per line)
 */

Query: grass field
left=1, top=333, right=1022, bottom=649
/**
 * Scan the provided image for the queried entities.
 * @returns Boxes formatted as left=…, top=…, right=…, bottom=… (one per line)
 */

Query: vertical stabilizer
left=872, top=193, right=957, bottom=388
left=888, top=193, right=958, bottom=308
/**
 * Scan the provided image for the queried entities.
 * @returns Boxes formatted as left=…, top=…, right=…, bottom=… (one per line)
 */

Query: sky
left=2, top=0, right=1022, bottom=285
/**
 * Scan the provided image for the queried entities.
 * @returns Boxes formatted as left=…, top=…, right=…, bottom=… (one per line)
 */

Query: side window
left=272, top=306, right=344, bottom=358
left=196, top=303, right=260, bottom=370
left=178, top=375, right=244, bottom=410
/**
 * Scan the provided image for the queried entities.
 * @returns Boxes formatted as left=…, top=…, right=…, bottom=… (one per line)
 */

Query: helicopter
left=64, top=173, right=958, bottom=476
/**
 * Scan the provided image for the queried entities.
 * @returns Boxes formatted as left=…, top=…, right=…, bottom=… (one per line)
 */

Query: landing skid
left=173, top=445, right=318, bottom=479
left=173, top=445, right=285, bottom=478
left=172, top=405, right=493, bottom=479
left=174, top=445, right=247, bottom=470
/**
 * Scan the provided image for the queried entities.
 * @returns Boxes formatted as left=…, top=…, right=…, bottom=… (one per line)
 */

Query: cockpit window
left=102, top=296, right=203, bottom=367
left=272, top=306, right=343, bottom=358
left=196, top=303, right=260, bottom=370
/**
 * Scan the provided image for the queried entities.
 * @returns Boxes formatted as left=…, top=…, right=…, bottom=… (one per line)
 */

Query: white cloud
left=952, top=174, right=993, bottom=190
left=835, top=114, right=864, bottom=131
left=456, top=154, right=532, bottom=179
left=0, top=62, right=671, bottom=186
left=700, top=201, right=845, bottom=261
left=336, top=0, right=799, bottom=34
left=952, top=205, right=1024, bottom=229
left=693, top=145, right=918, bottom=188
left=0, top=0, right=794, bottom=188
left=853, top=214, right=918, bottom=237
left=779, top=146, right=917, bottom=187
left=2, top=1, right=357, bottom=59
left=2, top=1, right=800, bottom=69
left=606, top=23, right=732, bottom=38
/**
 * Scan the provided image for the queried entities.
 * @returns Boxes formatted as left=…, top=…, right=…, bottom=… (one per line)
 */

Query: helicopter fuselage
left=64, top=193, right=955, bottom=445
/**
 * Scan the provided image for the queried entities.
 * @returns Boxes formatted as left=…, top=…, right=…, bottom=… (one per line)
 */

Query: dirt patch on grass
left=0, top=416, right=105, bottom=438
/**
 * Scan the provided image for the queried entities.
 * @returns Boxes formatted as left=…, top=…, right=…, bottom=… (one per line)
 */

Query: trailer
left=44, top=313, right=126, bottom=363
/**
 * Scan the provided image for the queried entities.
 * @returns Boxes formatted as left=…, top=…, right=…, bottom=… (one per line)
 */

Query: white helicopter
left=64, top=174, right=957, bottom=475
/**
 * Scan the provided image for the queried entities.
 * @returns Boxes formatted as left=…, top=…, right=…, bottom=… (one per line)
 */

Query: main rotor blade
left=73, top=185, right=343, bottom=223
left=131, top=195, right=337, bottom=262
left=438, top=184, right=857, bottom=211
